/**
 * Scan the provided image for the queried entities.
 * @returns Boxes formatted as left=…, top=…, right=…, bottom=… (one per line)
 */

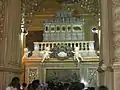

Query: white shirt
left=6, top=87, right=17, bottom=90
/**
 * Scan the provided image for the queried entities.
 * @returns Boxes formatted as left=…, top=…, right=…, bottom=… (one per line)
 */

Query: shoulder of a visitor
left=6, top=87, right=11, bottom=90
left=6, top=86, right=17, bottom=90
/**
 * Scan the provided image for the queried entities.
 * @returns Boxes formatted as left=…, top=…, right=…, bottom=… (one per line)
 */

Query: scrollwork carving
left=112, top=2, right=120, bottom=15
left=112, top=32, right=120, bottom=62
left=113, top=32, right=120, bottom=47
left=57, top=0, right=100, bottom=19
left=0, top=0, right=5, bottom=41
left=112, top=0, right=120, bottom=8
left=97, top=65, right=113, bottom=73
left=112, top=0, right=120, bottom=62
left=21, top=0, right=42, bottom=30
left=28, top=68, right=38, bottom=83
left=112, top=0, right=120, bottom=30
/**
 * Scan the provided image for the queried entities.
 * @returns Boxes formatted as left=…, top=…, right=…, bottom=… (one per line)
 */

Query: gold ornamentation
left=21, top=0, right=42, bottom=30
left=0, top=0, right=5, bottom=41
left=28, top=67, right=38, bottom=83
left=57, top=0, right=100, bottom=18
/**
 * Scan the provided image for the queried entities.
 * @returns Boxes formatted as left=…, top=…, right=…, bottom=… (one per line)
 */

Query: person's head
left=27, top=83, right=32, bottom=89
left=9, top=77, right=20, bottom=89
left=79, top=83, right=85, bottom=90
left=64, top=83, right=69, bottom=89
left=22, top=82, right=27, bottom=88
left=88, top=87, right=95, bottom=90
left=32, top=79, right=40, bottom=89
left=98, top=85, right=108, bottom=90
left=69, top=82, right=85, bottom=90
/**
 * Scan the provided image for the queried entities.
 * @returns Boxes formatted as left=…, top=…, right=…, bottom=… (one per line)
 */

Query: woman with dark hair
left=27, top=79, right=40, bottom=90
left=32, top=80, right=40, bottom=90
left=6, top=77, right=20, bottom=90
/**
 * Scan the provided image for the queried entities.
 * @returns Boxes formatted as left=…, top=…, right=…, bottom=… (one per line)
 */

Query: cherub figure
left=41, top=47, right=52, bottom=62
left=22, top=48, right=31, bottom=59
left=72, top=46, right=83, bottom=63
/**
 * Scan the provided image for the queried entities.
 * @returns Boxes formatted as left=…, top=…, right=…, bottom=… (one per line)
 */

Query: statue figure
left=22, top=48, right=31, bottom=59
left=41, top=47, right=52, bottom=62
left=72, top=47, right=83, bottom=63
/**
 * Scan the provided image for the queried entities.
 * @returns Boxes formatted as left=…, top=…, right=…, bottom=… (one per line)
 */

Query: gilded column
left=0, top=0, right=21, bottom=89
left=112, top=0, right=120, bottom=90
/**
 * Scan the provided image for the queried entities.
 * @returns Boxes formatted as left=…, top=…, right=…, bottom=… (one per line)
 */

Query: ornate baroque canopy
left=21, top=0, right=100, bottom=31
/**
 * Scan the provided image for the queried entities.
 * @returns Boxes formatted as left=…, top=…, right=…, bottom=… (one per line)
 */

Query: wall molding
left=0, top=66, right=22, bottom=73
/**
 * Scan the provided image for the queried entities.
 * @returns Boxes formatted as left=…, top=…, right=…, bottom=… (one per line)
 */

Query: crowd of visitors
left=5, top=77, right=108, bottom=90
